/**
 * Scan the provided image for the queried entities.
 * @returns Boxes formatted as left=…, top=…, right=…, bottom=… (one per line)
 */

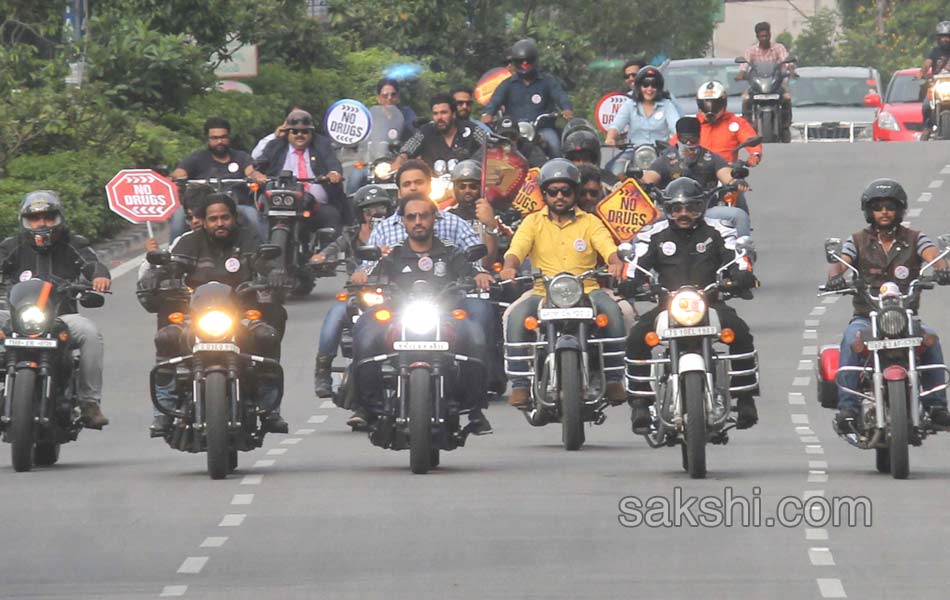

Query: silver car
left=789, top=66, right=883, bottom=142
left=661, top=58, right=749, bottom=116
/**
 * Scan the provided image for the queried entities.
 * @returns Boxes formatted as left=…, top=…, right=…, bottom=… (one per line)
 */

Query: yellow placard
left=595, top=178, right=660, bottom=242
left=511, top=168, right=544, bottom=215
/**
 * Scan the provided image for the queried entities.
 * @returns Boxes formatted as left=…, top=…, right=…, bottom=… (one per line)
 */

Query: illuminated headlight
left=360, top=290, right=385, bottom=307
left=196, top=310, right=234, bottom=340
left=879, top=308, right=908, bottom=337
left=16, top=305, right=48, bottom=335
left=373, top=162, right=393, bottom=180
left=754, top=78, right=773, bottom=91
left=669, top=290, right=706, bottom=326
left=549, top=275, right=583, bottom=308
left=876, top=111, right=900, bottom=131
left=934, top=80, right=950, bottom=99
left=633, top=145, right=658, bottom=170
left=404, top=301, right=439, bottom=335
left=429, top=177, right=450, bottom=202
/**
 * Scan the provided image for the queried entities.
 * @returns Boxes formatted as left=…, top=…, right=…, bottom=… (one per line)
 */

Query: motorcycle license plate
left=393, top=341, right=449, bottom=351
left=3, top=338, right=57, bottom=348
left=753, top=94, right=780, bottom=100
left=268, top=210, right=297, bottom=217
left=662, top=326, right=718, bottom=338
left=866, top=338, right=922, bottom=350
left=538, top=307, right=594, bottom=320
left=193, top=342, right=240, bottom=353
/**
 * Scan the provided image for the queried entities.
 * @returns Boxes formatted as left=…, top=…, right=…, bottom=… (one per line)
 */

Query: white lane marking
left=177, top=556, right=209, bottom=574
left=231, top=494, right=254, bottom=506
left=241, top=475, right=263, bottom=485
left=280, top=438, right=302, bottom=445
left=219, top=514, right=246, bottom=527
left=800, top=435, right=821, bottom=444
left=253, top=459, right=275, bottom=468
left=795, top=426, right=815, bottom=435
left=803, top=345, right=817, bottom=355
left=907, top=208, right=923, bottom=218
left=266, top=448, right=287, bottom=456
left=929, top=179, right=944, bottom=189
left=806, top=445, right=824, bottom=454
left=111, top=251, right=147, bottom=280
left=294, top=428, right=316, bottom=435
left=160, top=586, right=188, bottom=597
left=308, top=415, right=329, bottom=424
left=320, top=400, right=336, bottom=409
left=811, top=306, right=827, bottom=316
left=918, top=192, right=932, bottom=203
left=809, top=460, right=828, bottom=469
left=822, top=296, right=839, bottom=304
left=804, top=490, right=825, bottom=500
left=805, top=319, right=821, bottom=327
left=798, top=360, right=812, bottom=371
left=803, top=330, right=818, bottom=339
left=793, top=376, right=811, bottom=386
left=809, top=470, right=829, bottom=483
left=806, top=528, right=829, bottom=541
left=817, top=578, right=847, bottom=598
left=791, top=413, right=809, bottom=424
left=788, top=392, right=806, bottom=405
left=200, top=536, right=228, bottom=548
left=941, top=165, right=950, bottom=175
left=809, top=547, right=836, bottom=566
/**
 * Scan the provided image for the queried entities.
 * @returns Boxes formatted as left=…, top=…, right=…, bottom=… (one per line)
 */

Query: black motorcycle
left=0, top=277, right=106, bottom=471
left=147, top=246, right=285, bottom=480
left=735, top=56, right=796, bottom=143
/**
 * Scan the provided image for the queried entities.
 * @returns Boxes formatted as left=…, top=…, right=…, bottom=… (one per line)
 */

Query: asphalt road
left=0, top=141, right=948, bottom=599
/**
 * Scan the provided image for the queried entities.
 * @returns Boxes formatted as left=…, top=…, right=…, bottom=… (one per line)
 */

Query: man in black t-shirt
left=920, top=21, right=950, bottom=140
left=391, top=92, right=486, bottom=176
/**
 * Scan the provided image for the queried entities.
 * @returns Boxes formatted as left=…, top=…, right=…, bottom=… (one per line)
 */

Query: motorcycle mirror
left=464, top=243, right=488, bottom=263
left=824, top=237, right=842, bottom=262
left=170, top=254, right=196, bottom=271
left=938, top=234, right=950, bottom=251
left=625, top=166, right=644, bottom=181
left=356, top=245, right=382, bottom=262
left=735, top=236, right=755, bottom=256
left=146, top=250, right=171, bottom=266
left=783, top=56, right=798, bottom=64
left=734, top=57, right=748, bottom=64
left=616, top=242, right=635, bottom=261
left=154, top=164, right=170, bottom=177
left=256, top=244, right=283, bottom=261
left=79, top=292, right=105, bottom=309
left=731, top=166, right=750, bottom=179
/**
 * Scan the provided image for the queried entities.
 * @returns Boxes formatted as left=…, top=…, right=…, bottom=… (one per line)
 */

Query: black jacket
left=171, top=225, right=260, bottom=289
left=0, top=230, right=110, bottom=314
left=372, top=238, right=476, bottom=293
left=628, top=218, right=741, bottom=291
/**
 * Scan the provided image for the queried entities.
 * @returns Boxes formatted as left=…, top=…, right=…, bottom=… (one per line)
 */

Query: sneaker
left=467, top=409, right=493, bottom=435
left=929, top=405, right=950, bottom=428
left=631, top=402, right=652, bottom=434
left=605, top=382, right=627, bottom=406
left=835, top=405, right=860, bottom=430
left=508, top=387, right=532, bottom=409
left=735, top=396, right=758, bottom=429
left=149, top=415, right=171, bottom=437
left=262, top=412, right=289, bottom=434
left=346, top=409, right=368, bottom=429
left=79, top=401, right=109, bottom=429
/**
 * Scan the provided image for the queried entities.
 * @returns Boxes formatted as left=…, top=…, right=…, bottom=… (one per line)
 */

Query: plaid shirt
left=357, top=210, right=482, bottom=272
left=741, top=42, right=790, bottom=73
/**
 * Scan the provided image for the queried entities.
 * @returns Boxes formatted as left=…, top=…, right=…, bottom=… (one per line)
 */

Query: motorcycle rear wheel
left=559, top=350, right=584, bottom=451
left=683, top=372, right=707, bottom=479
left=205, top=372, right=231, bottom=480
left=886, top=380, right=909, bottom=480
left=408, top=369, right=434, bottom=474
left=10, top=368, right=37, bottom=472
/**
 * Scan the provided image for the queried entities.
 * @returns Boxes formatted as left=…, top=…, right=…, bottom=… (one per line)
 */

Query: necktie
left=295, top=148, right=310, bottom=191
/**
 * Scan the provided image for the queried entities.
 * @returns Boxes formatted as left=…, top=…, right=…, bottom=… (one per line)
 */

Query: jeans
left=837, top=317, right=947, bottom=410
left=317, top=300, right=348, bottom=356
left=537, top=127, right=561, bottom=157
left=169, top=205, right=266, bottom=242
left=345, top=167, right=369, bottom=196
left=705, top=206, right=751, bottom=237
left=0, top=311, right=103, bottom=405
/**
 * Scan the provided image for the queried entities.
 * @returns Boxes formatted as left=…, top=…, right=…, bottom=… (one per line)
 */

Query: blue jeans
left=169, top=205, right=266, bottom=242
left=345, top=167, right=369, bottom=196
left=317, top=300, right=348, bottom=356
left=537, top=127, right=561, bottom=157
left=838, top=317, right=947, bottom=410
left=705, top=206, right=751, bottom=237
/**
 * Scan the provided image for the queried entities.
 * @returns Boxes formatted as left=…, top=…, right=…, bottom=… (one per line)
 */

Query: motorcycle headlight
left=549, top=275, right=584, bottom=308
left=934, top=80, right=950, bottom=98
left=373, top=162, right=393, bottom=180
left=404, top=301, right=439, bottom=335
left=360, top=290, right=385, bottom=307
left=429, top=177, right=450, bottom=202
left=669, top=290, right=707, bottom=326
left=754, top=78, right=772, bottom=91
left=879, top=308, right=908, bottom=338
left=633, top=145, right=658, bottom=170
left=876, top=111, right=900, bottom=131
left=196, top=310, right=234, bottom=340
left=16, top=305, right=48, bottom=335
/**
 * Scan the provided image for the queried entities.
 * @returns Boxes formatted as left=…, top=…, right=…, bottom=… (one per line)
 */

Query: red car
left=866, top=68, right=925, bottom=141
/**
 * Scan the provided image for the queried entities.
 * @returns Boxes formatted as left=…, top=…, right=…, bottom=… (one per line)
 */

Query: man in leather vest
left=825, top=179, right=950, bottom=428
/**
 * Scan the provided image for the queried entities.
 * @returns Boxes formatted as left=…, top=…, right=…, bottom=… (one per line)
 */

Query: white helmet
left=696, top=80, right=727, bottom=122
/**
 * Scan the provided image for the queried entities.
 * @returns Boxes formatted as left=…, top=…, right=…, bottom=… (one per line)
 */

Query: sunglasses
left=286, top=118, right=312, bottom=126
left=668, top=200, right=705, bottom=214
left=580, top=188, right=601, bottom=198
left=403, top=211, right=434, bottom=222
left=289, top=128, right=312, bottom=135
left=679, top=136, right=700, bottom=146
left=624, top=72, right=638, bottom=80
left=545, top=186, right=575, bottom=198
left=455, top=99, right=473, bottom=106
left=639, top=80, right=659, bottom=89
left=380, top=92, right=399, bottom=99
left=870, top=201, right=898, bottom=212
left=455, top=182, right=480, bottom=190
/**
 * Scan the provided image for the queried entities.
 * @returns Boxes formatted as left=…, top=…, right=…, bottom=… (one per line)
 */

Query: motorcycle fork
left=872, top=350, right=885, bottom=430
left=669, top=339, right=682, bottom=425
left=578, top=321, right=590, bottom=392
left=227, top=355, right=241, bottom=427
left=907, top=347, right=920, bottom=428
left=703, top=339, right=716, bottom=419
left=1, top=354, right=16, bottom=422
left=37, top=355, right=53, bottom=425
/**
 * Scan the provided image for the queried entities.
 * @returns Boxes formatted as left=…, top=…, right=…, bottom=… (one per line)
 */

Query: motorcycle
left=735, top=56, right=796, bottom=143
left=342, top=104, right=406, bottom=197
left=924, top=72, right=950, bottom=140
left=147, top=245, right=285, bottom=480
left=0, top=276, right=107, bottom=472
left=261, top=171, right=337, bottom=297
left=348, top=244, right=490, bottom=474
left=502, top=269, right=626, bottom=450
left=604, top=141, right=667, bottom=182
left=331, top=281, right=388, bottom=415
left=622, top=238, right=759, bottom=478
left=816, top=236, right=950, bottom=479
left=509, top=111, right=561, bottom=159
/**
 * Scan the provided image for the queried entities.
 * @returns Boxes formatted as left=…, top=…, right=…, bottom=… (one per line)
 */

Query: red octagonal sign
left=105, top=169, right=180, bottom=223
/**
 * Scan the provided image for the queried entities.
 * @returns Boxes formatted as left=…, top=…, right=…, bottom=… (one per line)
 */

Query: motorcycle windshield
left=8, top=279, right=52, bottom=311
left=190, top=281, right=234, bottom=312
left=750, top=62, right=780, bottom=79
left=363, top=105, right=405, bottom=162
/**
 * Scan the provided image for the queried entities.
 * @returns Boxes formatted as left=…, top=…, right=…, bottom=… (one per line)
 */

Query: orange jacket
left=671, top=112, right=763, bottom=165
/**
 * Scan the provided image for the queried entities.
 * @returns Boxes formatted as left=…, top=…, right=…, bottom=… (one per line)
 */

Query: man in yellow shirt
left=499, top=159, right=627, bottom=408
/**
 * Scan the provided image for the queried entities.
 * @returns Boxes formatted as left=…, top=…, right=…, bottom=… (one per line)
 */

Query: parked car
left=788, top=66, right=883, bottom=141
left=661, top=58, right=748, bottom=116
left=865, top=68, right=924, bottom=141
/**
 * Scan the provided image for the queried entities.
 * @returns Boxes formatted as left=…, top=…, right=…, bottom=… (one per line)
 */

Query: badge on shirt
left=388, top=128, right=399, bottom=140
left=573, top=238, right=587, bottom=252
left=19, top=270, right=32, bottom=282
left=696, top=242, right=707, bottom=253
left=225, top=257, right=241, bottom=273
left=417, top=256, right=433, bottom=272
left=661, top=241, right=677, bottom=256
left=434, top=261, right=447, bottom=277
left=894, top=265, right=910, bottom=280
left=461, top=126, right=471, bottom=138
left=433, top=160, right=447, bottom=175
left=728, top=121, right=740, bottom=133
left=531, top=94, right=542, bottom=104
left=227, top=162, right=240, bottom=173
left=654, top=110, right=664, bottom=120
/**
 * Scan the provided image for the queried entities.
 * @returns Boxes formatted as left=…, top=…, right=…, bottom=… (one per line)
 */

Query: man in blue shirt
left=481, top=39, right=574, bottom=157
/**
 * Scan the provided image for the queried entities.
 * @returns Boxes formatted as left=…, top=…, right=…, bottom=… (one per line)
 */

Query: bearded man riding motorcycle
left=623, top=177, right=759, bottom=432
left=391, top=92, right=486, bottom=175
left=0, top=191, right=111, bottom=429
left=825, top=179, right=950, bottom=429
left=445, top=159, right=515, bottom=262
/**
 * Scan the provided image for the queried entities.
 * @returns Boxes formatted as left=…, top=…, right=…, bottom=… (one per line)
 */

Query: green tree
left=792, top=9, right=840, bottom=67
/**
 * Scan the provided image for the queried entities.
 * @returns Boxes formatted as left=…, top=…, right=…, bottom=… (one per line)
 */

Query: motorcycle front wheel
left=10, top=368, right=37, bottom=472
left=205, top=372, right=230, bottom=480
left=408, top=368, right=434, bottom=474
left=559, top=350, right=584, bottom=451
left=683, top=372, right=707, bottom=479
left=886, top=380, right=909, bottom=480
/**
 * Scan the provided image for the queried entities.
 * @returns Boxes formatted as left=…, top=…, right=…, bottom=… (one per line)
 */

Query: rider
left=825, top=179, right=950, bottom=428
left=499, top=159, right=628, bottom=408
left=0, top=191, right=111, bottom=429
left=152, top=193, right=289, bottom=435
left=391, top=92, right=486, bottom=174
left=490, top=117, right=547, bottom=168
left=311, top=184, right=394, bottom=398
left=737, top=21, right=794, bottom=139
left=605, top=66, right=681, bottom=148
left=642, top=117, right=752, bottom=237
left=563, top=127, right=619, bottom=188
left=622, top=59, right=647, bottom=98
left=256, top=109, right=349, bottom=234
left=350, top=192, right=494, bottom=435
left=920, top=21, right=950, bottom=141
left=445, top=159, right=514, bottom=263
left=482, top=39, right=575, bottom=156
left=683, top=81, right=763, bottom=165
left=623, top=177, right=759, bottom=432
left=451, top=84, right=492, bottom=134
left=171, top=117, right=268, bottom=241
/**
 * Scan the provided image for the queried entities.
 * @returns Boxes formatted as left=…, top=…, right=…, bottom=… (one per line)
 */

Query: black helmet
left=538, top=158, right=580, bottom=190
left=510, top=39, right=539, bottom=77
left=860, top=178, right=907, bottom=224
left=353, top=185, right=394, bottom=220
left=563, top=129, right=601, bottom=166
left=633, top=66, right=665, bottom=99
left=661, top=177, right=706, bottom=217
left=19, top=190, right=66, bottom=250
left=451, top=159, right=482, bottom=183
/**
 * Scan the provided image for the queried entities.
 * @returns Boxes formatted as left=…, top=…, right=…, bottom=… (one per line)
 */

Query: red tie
left=295, top=148, right=310, bottom=191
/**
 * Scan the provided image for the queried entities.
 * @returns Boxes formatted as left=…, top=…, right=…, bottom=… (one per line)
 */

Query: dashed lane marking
left=810, top=306, right=827, bottom=316
left=218, top=514, right=246, bottom=527
left=200, top=537, right=228, bottom=548
left=928, top=179, right=944, bottom=189
left=266, top=448, right=288, bottom=456
left=308, top=415, right=329, bottom=424
left=803, top=345, right=817, bottom=355
left=240, top=475, right=262, bottom=485
left=788, top=392, right=806, bottom=405
left=320, top=400, right=336, bottom=409
left=941, top=165, right=950, bottom=175
left=918, top=192, right=932, bottom=202
left=808, top=470, right=829, bottom=483
left=280, top=438, right=302, bottom=445
left=791, top=413, right=810, bottom=424
left=806, top=528, right=829, bottom=541
left=804, top=490, right=825, bottom=500
left=809, top=547, right=836, bottom=566
left=806, top=445, right=824, bottom=454
left=231, top=494, right=254, bottom=506
left=801, top=436, right=821, bottom=444
left=793, top=376, right=811, bottom=387
left=809, top=460, right=828, bottom=469
left=798, top=360, right=812, bottom=370
left=253, top=459, right=275, bottom=468
left=294, top=428, right=316, bottom=435
left=821, top=296, right=839, bottom=304
left=160, top=586, right=188, bottom=597
left=803, top=330, right=818, bottom=339
left=908, top=208, right=923, bottom=218
left=817, top=578, right=847, bottom=598
left=795, top=426, right=815, bottom=435
left=805, top=319, right=821, bottom=327
left=177, top=556, right=209, bottom=574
